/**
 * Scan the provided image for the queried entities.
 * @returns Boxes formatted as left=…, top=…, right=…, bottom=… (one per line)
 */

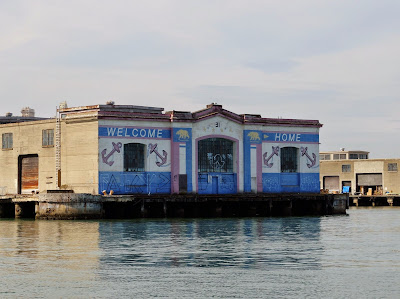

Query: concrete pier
left=0, top=193, right=349, bottom=220
left=350, top=195, right=400, bottom=207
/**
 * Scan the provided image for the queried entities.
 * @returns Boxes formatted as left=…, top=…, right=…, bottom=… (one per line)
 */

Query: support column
left=163, top=201, right=167, bottom=217
left=15, top=203, right=23, bottom=218
left=141, top=200, right=148, bottom=218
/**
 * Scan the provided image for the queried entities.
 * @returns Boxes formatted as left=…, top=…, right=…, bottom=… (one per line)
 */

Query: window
left=359, top=154, right=368, bottom=159
left=281, top=147, right=298, bottom=173
left=198, top=138, right=234, bottom=173
left=320, top=154, right=331, bottom=160
left=42, top=129, right=54, bottom=146
left=124, top=143, right=145, bottom=172
left=342, top=164, right=351, bottom=172
left=333, top=154, right=339, bottom=160
left=388, top=163, right=398, bottom=172
left=349, top=154, right=358, bottom=159
left=2, top=133, right=13, bottom=149
left=340, top=154, right=346, bottom=159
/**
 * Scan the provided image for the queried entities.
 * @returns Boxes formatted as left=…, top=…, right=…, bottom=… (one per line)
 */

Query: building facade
left=320, top=150, right=400, bottom=195
left=0, top=103, right=322, bottom=195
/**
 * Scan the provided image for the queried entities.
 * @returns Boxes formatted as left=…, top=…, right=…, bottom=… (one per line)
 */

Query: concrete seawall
left=0, top=193, right=349, bottom=220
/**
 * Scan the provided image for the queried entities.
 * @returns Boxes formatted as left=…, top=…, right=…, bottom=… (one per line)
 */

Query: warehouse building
left=0, top=103, right=322, bottom=195
left=320, top=149, right=400, bottom=195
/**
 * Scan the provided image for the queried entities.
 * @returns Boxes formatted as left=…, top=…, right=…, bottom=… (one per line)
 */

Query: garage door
left=357, top=174, right=382, bottom=186
left=323, top=176, right=339, bottom=192
left=20, top=155, right=39, bottom=194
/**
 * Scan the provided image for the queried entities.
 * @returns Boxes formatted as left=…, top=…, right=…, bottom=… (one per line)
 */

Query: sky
left=1, top=0, right=399, bottom=158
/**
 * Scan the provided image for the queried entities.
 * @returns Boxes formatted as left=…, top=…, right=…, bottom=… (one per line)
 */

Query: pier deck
left=0, top=193, right=349, bottom=219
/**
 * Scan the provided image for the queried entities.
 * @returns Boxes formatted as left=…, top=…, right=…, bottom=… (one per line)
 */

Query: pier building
left=0, top=102, right=322, bottom=196
left=320, top=149, right=400, bottom=195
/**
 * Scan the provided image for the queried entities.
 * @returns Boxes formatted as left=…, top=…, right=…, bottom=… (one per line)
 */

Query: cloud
left=0, top=0, right=400, bottom=157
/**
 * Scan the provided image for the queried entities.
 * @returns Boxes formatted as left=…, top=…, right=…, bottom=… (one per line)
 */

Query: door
left=19, top=155, right=39, bottom=194
left=212, top=176, right=219, bottom=194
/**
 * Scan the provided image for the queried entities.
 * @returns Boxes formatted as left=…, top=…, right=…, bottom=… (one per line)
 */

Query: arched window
left=281, top=147, right=298, bottom=173
left=198, top=138, right=234, bottom=173
left=124, top=143, right=145, bottom=172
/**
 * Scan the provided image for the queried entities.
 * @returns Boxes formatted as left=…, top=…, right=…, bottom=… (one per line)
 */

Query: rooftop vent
left=106, top=100, right=115, bottom=105
left=59, top=101, right=68, bottom=109
left=5, top=112, right=12, bottom=117
left=340, top=148, right=345, bottom=151
left=21, top=107, right=35, bottom=117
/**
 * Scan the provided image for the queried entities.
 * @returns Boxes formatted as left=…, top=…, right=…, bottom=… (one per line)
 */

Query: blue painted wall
left=99, top=171, right=171, bottom=194
left=198, top=173, right=237, bottom=194
left=262, top=173, right=320, bottom=193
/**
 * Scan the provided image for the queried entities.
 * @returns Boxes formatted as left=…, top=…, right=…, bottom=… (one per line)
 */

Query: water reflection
left=0, top=219, right=100, bottom=295
left=98, top=217, right=323, bottom=270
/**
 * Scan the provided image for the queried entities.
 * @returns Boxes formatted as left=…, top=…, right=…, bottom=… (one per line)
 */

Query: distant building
left=320, top=149, right=400, bottom=195
left=0, top=103, right=322, bottom=195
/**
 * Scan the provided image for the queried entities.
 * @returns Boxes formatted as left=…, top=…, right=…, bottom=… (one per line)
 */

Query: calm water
left=1, top=207, right=399, bottom=298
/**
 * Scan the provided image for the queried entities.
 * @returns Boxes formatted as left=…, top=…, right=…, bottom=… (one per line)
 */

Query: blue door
left=212, top=176, right=219, bottom=194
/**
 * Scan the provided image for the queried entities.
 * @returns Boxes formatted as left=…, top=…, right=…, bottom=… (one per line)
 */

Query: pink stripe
left=99, top=125, right=171, bottom=130
left=263, top=141, right=318, bottom=144
left=257, top=144, right=263, bottom=193
left=171, top=142, right=180, bottom=194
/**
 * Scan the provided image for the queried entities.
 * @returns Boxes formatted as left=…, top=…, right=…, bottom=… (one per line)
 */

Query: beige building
left=0, top=107, right=99, bottom=195
left=320, top=149, right=400, bottom=195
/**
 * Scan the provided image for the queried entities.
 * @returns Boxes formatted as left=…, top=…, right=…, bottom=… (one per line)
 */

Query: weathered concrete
left=1, top=192, right=349, bottom=219
left=349, top=195, right=400, bottom=207
left=332, top=194, right=348, bottom=214
left=35, top=193, right=103, bottom=219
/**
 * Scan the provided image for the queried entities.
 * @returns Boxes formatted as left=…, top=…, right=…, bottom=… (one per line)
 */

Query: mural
left=101, top=142, right=122, bottom=166
left=198, top=173, right=237, bottom=194
left=99, top=172, right=171, bottom=194
left=176, top=129, right=190, bottom=141
left=300, top=147, right=317, bottom=168
left=263, top=146, right=280, bottom=168
left=149, top=143, right=168, bottom=167
left=247, top=132, right=261, bottom=141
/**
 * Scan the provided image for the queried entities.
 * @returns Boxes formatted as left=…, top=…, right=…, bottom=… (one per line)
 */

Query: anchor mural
left=149, top=143, right=168, bottom=167
left=263, top=146, right=280, bottom=168
left=101, top=142, right=122, bottom=166
left=301, top=147, right=317, bottom=168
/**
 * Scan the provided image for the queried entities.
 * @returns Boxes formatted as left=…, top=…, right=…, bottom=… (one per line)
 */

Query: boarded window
left=2, top=133, right=13, bottom=149
left=124, top=143, right=145, bottom=172
left=42, top=129, right=54, bottom=146
left=281, top=147, right=298, bottom=173
left=198, top=138, right=233, bottom=173
left=388, top=163, right=398, bottom=172
left=342, top=164, right=351, bottom=172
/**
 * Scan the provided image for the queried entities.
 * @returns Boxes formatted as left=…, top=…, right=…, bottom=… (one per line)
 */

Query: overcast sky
left=1, top=0, right=399, bottom=158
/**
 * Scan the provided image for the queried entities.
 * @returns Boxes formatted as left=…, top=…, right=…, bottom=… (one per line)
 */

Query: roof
left=60, top=102, right=322, bottom=127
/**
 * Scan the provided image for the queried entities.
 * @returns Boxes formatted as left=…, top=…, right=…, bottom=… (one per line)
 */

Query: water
left=1, top=207, right=399, bottom=298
